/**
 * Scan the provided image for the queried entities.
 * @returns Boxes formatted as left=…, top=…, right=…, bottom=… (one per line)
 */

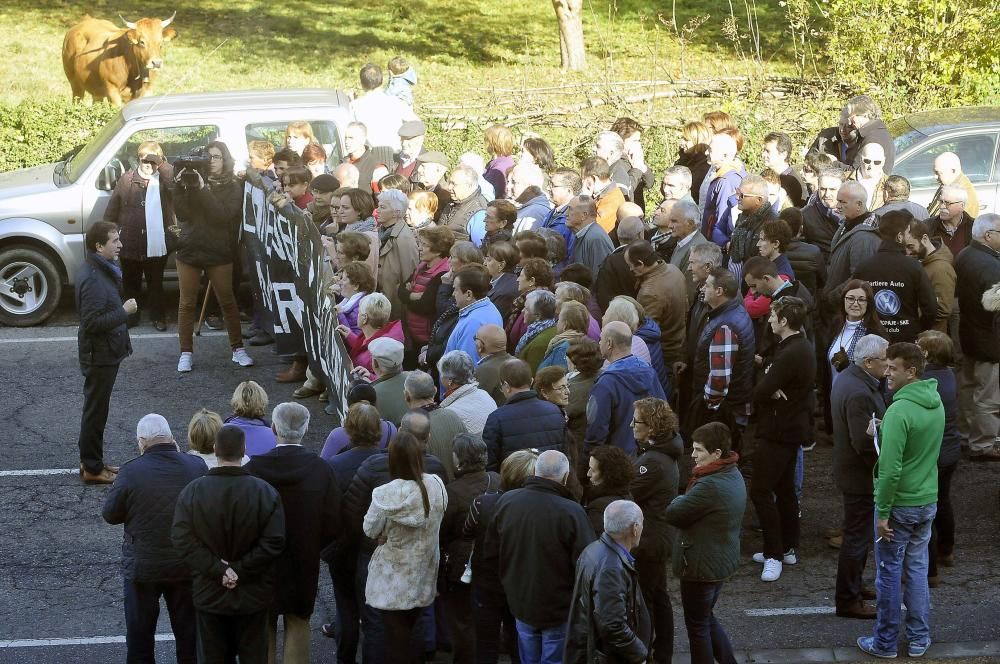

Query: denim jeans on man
left=870, top=503, right=937, bottom=654
left=515, top=619, right=566, bottom=664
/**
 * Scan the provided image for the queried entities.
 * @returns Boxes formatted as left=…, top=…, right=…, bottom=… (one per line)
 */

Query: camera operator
left=103, top=141, right=174, bottom=332
left=173, top=141, right=253, bottom=372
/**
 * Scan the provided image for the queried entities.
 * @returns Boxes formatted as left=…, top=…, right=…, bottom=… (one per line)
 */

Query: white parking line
left=0, top=469, right=79, bottom=477
left=0, top=332, right=225, bottom=344
left=0, top=633, right=175, bottom=648
left=744, top=606, right=836, bottom=616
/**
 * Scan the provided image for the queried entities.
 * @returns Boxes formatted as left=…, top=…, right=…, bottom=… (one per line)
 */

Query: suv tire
left=0, top=246, right=63, bottom=327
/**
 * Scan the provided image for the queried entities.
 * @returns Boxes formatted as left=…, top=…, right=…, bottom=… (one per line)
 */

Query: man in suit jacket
left=566, top=196, right=614, bottom=280
left=77, top=221, right=136, bottom=485
left=474, top=324, right=514, bottom=406
left=665, top=199, right=710, bottom=306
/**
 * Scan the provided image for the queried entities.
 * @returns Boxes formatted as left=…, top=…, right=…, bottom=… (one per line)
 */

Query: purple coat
left=320, top=420, right=397, bottom=460
left=224, top=415, right=277, bottom=457
left=483, top=155, right=515, bottom=201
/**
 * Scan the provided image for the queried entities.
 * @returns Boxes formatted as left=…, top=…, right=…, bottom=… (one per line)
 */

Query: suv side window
left=245, top=121, right=342, bottom=168
left=102, top=124, right=220, bottom=189
left=894, top=132, right=999, bottom=189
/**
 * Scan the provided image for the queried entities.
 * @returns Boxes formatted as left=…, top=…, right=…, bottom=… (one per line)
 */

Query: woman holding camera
left=103, top=141, right=174, bottom=331
left=173, top=140, right=253, bottom=372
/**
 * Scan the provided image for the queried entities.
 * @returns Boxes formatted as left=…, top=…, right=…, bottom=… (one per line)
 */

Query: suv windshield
left=63, top=115, right=124, bottom=184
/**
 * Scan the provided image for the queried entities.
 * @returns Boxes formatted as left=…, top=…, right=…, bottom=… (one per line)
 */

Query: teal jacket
left=875, top=378, right=943, bottom=519
left=665, top=461, right=746, bottom=582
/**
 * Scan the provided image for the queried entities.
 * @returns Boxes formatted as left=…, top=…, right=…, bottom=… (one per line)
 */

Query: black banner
left=241, top=183, right=352, bottom=424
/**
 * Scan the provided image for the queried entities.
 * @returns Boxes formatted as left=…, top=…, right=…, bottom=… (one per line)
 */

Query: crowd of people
left=75, top=58, right=1000, bottom=663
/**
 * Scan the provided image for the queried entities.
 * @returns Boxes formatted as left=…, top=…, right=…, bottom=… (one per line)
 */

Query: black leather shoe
left=836, top=601, right=877, bottom=619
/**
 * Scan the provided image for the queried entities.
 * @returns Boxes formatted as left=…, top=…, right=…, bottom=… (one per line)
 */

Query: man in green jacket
left=858, top=342, right=943, bottom=660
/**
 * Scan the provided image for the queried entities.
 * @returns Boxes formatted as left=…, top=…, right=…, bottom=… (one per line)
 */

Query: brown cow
left=62, top=13, right=177, bottom=106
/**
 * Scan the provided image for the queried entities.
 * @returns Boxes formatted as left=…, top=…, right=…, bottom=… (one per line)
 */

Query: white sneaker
left=761, top=558, right=783, bottom=582
left=753, top=549, right=797, bottom=565
left=177, top=352, right=193, bottom=373
left=232, top=348, right=254, bottom=367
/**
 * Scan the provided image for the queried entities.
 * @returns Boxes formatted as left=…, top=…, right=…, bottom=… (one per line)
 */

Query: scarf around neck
left=515, top=318, right=555, bottom=356
left=144, top=172, right=167, bottom=258
left=91, top=253, right=123, bottom=282
left=687, top=452, right=740, bottom=490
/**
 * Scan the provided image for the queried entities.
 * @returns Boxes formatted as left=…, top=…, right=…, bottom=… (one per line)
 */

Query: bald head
left=836, top=181, right=868, bottom=220
left=334, top=163, right=360, bottom=189
left=617, top=216, right=646, bottom=245
left=859, top=142, right=886, bottom=179
left=617, top=202, right=644, bottom=222
left=601, top=320, right=633, bottom=353
left=535, top=450, right=570, bottom=483
left=933, top=151, right=963, bottom=186
left=478, top=324, right=507, bottom=354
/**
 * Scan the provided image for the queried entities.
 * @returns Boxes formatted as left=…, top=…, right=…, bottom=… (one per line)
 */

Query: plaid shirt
left=704, top=324, right=740, bottom=408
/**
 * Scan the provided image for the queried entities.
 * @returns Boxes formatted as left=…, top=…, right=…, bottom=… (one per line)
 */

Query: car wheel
left=0, top=246, right=63, bottom=327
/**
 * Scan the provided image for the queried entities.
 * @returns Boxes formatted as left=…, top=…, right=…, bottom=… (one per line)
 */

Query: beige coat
left=378, top=221, right=419, bottom=320
left=636, top=261, right=688, bottom=365
left=364, top=474, right=448, bottom=610
left=920, top=241, right=956, bottom=331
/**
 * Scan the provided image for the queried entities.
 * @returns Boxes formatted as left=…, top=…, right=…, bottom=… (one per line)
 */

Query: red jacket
left=346, top=320, right=405, bottom=372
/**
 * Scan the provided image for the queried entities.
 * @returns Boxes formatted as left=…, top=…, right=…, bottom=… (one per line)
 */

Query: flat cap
left=418, top=150, right=449, bottom=167
left=398, top=120, right=427, bottom=138
left=309, top=173, right=340, bottom=193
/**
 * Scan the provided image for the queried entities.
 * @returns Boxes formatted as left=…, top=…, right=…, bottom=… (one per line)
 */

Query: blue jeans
left=515, top=620, right=566, bottom=664
left=872, top=503, right=937, bottom=653
left=680, top=580, right=737, bottom=664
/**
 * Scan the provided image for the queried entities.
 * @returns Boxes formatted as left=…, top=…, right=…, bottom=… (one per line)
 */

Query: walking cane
left=194, top=281, right=214, bottom=337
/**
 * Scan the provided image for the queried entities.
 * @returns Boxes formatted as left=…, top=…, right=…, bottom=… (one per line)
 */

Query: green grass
left=0, top=0, right=824, bottom=174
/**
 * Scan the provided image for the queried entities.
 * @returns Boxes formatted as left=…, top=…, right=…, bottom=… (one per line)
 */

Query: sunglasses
left=862, top=159, right=883, bottom=165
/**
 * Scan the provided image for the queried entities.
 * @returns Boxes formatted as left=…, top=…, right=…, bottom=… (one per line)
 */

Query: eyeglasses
left=140, top=158, right=158, bottom=165
left=736, top=192, right=762, bottom=200
left=208, top=154, right=224, bottom=161
left=862, top=159, right=883, bottom=165
left=940, top=200, right=961, bottom=207
left=844, top=296, right=868, bottom=304
left=553, top=383, right=570, bottom=392
left=632, top=419, right=646, bottom=425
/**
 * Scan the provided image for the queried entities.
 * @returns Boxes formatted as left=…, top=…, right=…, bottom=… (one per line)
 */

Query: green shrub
left=823, top=0, right=999, bottom=112
left=0, top=99, right=117, bottom=172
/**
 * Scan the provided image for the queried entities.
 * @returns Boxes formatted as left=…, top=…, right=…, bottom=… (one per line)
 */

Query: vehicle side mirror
left=97, top=162, right=123, bottom=191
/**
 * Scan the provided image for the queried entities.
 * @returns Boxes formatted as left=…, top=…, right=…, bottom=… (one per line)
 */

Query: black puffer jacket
left=171, top=467, right=285, bottom=615
left=102, top=444, right=207, bottom=582
left=674, top=148, right=710, bottom=204
left=631, top=434, right=682, bottom=559
left=565, top=533, right=651, bottom=664
left=482, top=391, right=567, bottom=471
left=173, top=176, right=242, bottom=267
left=75, top=254, right=132, bottom=367
left=955, top=240, right=1000, bottom=362
left=245, top=446, right=341, bottom=618
left=342, top=451, right=448, bottom=555
left=584, top=485, right=633, bottom=538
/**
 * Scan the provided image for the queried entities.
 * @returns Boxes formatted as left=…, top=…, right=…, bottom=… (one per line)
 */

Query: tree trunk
left=553, top=0, right=586, bottom=71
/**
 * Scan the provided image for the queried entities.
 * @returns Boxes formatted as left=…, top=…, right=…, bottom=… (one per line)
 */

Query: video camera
left=173, top=147, right=211, bottom=189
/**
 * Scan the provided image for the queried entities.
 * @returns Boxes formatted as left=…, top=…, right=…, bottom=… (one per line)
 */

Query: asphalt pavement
left=1, top=292, right=999, bottom=663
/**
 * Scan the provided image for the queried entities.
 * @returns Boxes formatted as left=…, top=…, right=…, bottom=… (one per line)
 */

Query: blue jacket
left=543, top=203, right=575, bottom=272
left=634, top=317, right=671, bottom=396
left=102, top=444, right=208, bottom=582
left=585, top=355, right=666, bottom=455
left=76, top=254, right=132, bottom=367
left=445, top=298, right=504, bottom=362
left=701, top=164, right=747, bottom=248
left=483, top=390, right=567, bottom=470
left=516, top=193, right=554, bottom=232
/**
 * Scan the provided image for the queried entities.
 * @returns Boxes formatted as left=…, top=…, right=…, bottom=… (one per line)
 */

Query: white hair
left=604, top=499, right=643, bottom=535
left=972, top=213, right=1000, bottom=240
left=941, top=184, right=968, bottom=204
left=272, top=402, right=310, bottom=444
left=459, top=151, right=486, bottom=172
left=535, top=450, right=570, bottom=480
left=136, top=413, right=171, bottom=440
left=673, top=199, right=701, bottom=226
left=513, top=162, right=545, bottom=188
left=359, top=292, right=392, bottom=328
left=663, top=165, right=693, bottom=189
left=379, top=187, right=409, bottom=214
left=438, top=350, right=476, bottom=385
left=596, top=130, right=625, bottom=155
left=404, top=370, right=437, bottom=401
left=839, top=181, right=867, bottom=205
left=853, top=334, right=889, bottom=366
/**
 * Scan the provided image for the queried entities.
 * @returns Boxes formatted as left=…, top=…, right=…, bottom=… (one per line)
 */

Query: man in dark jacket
left=674, top=243, right=723, bottom=424
left=245, top=403, right=340, bottom=664
left=565, top=500, right=651, bottom=664
left=841, top=95, right=896, bottom=174
left=595, top=217, right=642, bottom=311
left=171, top=425, right=285, bottom=664
left=781, top=207, right=826, bottom=295
left=77, top=221, right=136, bottom=485
left=586, top=322, right=666, bottom=455
left=954, top=214, right=1000, bottom=460
left=827, top=181, right=881, bottom=296
left=928, top=185, right=976, bottom=261
left=486, top=450, right=595, bottom=664
left=749, top=297, right=816, bottom=582
left=103, top=414, right=207, bottom=663
left=801, top=170, right=845, bottom=261
left=854, top=211, right=937, bottom=342
left=483, top=359, right=567, bottom=470
left=474, top=324, right=514, bottom=406
left=831, top=335, right=888, bottom=618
